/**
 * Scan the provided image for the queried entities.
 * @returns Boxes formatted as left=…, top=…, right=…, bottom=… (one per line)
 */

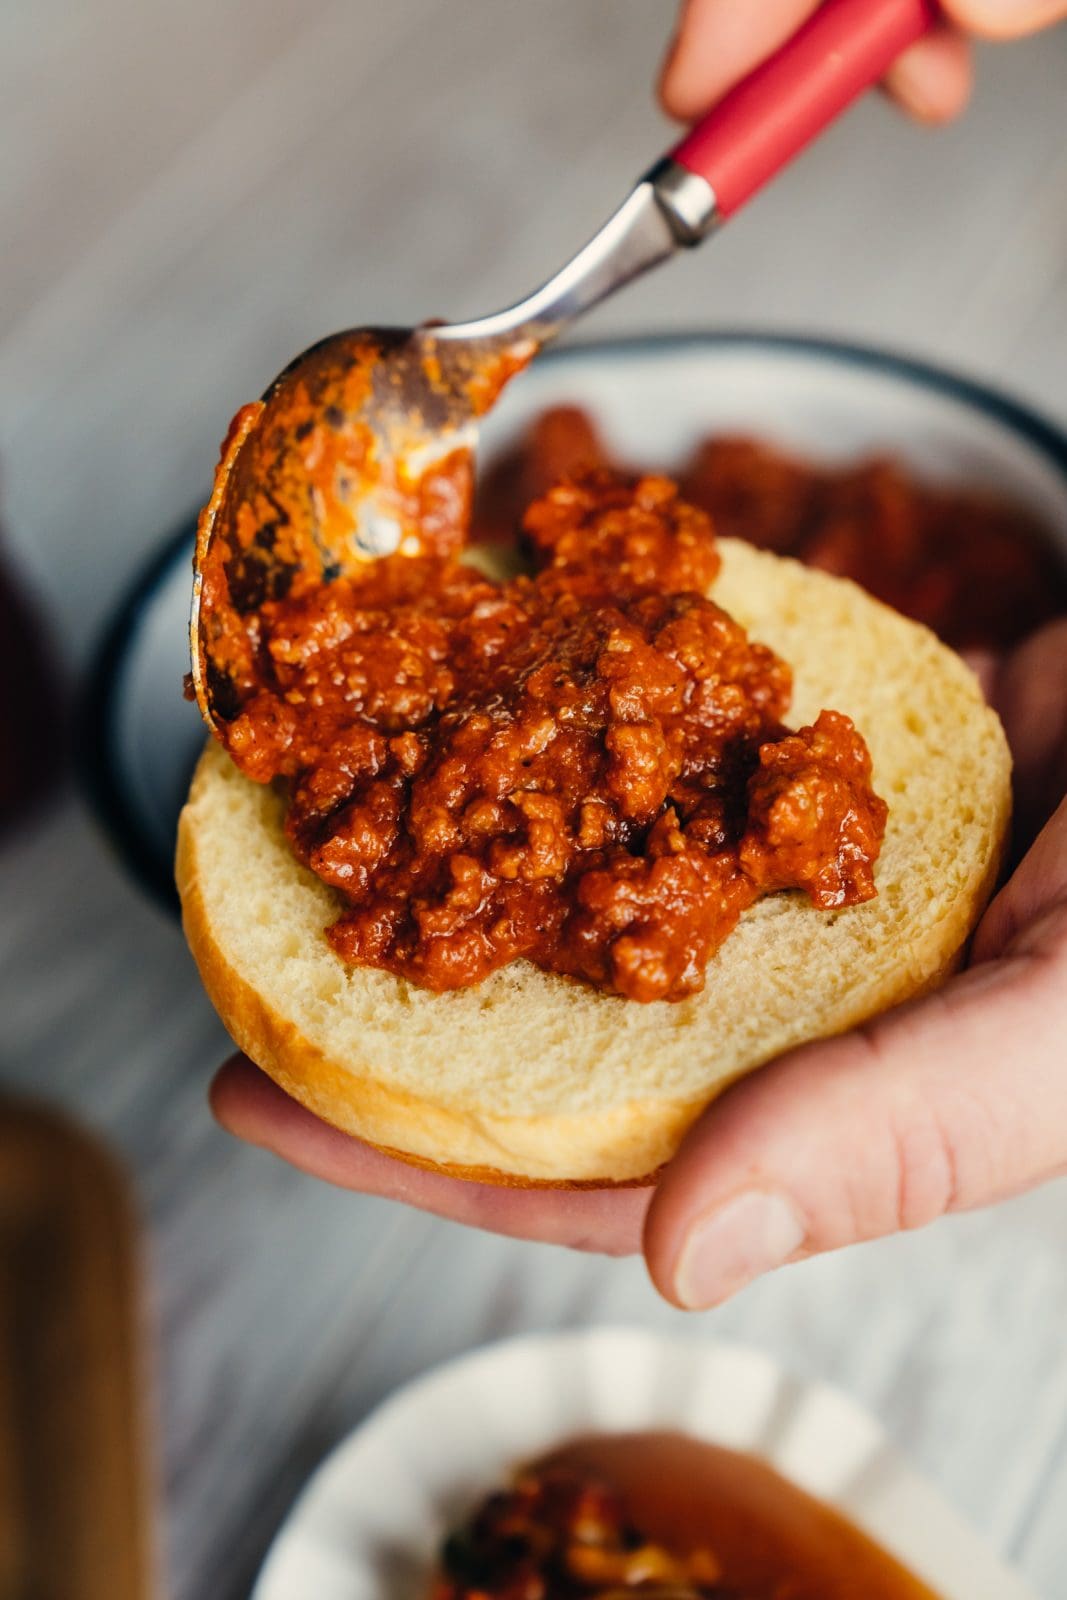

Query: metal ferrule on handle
left=670, top=0, right=939, bottom=218
left=441, top=0, right=937, bottom=350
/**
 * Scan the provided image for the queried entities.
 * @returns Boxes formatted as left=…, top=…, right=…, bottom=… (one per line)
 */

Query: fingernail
left=673, top=1190, right=806, bottom=1309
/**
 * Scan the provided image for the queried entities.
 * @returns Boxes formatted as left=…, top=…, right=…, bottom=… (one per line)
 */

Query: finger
left=959, top=647, right=1000, bottom=700
left=973, top=791, right=1067, bottom=964
left=939, top=0, right=1067, bottom=39
left=210, top=1055, right=649, bottom=1255
left=659, top=0, right=819, bottom=121
left=643, top=905, right=1067, bottom=1307
left=988, top=619, right=1067, bottom=844
left=882, top=26, right=973, bottom=122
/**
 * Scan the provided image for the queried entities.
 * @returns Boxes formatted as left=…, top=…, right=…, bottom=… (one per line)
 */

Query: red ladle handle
left=670, top=0, right=939, bottom=220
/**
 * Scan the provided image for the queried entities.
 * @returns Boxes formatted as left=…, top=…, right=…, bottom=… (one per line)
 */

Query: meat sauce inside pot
left=476, top=407, right=1067, bottom=652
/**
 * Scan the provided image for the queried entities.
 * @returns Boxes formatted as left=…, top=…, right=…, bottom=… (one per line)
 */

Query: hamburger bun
left=176, top=538, right=1011, bottom=1186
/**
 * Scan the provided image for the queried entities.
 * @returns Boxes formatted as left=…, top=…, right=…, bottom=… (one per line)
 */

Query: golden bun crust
left=176, top=539, right=1011, bottom=1185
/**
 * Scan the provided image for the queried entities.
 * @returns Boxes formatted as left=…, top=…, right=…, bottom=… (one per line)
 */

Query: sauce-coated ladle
left=191, top=0, right=936, bottom=733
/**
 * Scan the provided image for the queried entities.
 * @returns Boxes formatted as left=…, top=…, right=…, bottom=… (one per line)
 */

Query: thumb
left=643, top=904, right=1067, bottom=1309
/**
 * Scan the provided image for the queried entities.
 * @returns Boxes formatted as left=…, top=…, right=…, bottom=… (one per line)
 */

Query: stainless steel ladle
left=190, top=0, right=936, bottom=733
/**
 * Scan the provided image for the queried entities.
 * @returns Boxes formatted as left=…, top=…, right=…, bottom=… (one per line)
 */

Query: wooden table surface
left=2, top=5, right=1067, bottom=1597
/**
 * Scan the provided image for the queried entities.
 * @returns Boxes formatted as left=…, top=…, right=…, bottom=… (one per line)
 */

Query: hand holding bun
left=183, top=530, right=1009, bottom=1174
left=210, top=618, right=1067, bottom=1305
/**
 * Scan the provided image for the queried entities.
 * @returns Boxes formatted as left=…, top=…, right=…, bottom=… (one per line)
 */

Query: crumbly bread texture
left=176, top=539, right=1011, bottom=1185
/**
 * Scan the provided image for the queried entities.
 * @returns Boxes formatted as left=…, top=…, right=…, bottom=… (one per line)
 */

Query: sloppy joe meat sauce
left=216, top=469, right=887, bottom=1002
left=476, top=406, right=1067, bottom=652
left=432, top=1432, right=940, bottom=1600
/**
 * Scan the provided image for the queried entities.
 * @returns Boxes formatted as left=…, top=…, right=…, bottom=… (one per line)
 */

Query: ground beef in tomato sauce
left=215, top=470, right=887, bottom=1002
left=475, top=408, right=1067, bottom=652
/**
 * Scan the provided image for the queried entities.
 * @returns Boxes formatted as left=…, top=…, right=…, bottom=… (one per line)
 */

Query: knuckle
left=849, top=1020, right=959, bottom=1235
left=888, top=1101, right=960, bottom=1232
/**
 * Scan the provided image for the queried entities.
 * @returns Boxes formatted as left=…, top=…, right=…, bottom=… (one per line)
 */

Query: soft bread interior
left=176, top=539, right=1011, bottom=1184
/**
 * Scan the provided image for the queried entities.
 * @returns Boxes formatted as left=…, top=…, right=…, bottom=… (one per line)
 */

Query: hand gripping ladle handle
left=439, top=0, right=939, bottom=349
left=669, top=0, right=938, bottom=220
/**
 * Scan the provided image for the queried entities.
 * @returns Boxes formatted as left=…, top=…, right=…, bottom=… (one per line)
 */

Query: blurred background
left=1, top=4, right=1066, bottom=1598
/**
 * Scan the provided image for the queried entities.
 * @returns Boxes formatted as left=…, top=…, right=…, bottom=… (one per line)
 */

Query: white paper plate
left=251, top=1327, right=1036, bottom=1600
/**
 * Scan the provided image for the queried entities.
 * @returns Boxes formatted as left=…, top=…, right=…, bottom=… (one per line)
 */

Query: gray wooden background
left=2, top=4, right=1067, bottom=1597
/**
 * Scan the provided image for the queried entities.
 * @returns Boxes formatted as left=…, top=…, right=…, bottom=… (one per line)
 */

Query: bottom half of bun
left=176, top=541, right=1012, bottom=1185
